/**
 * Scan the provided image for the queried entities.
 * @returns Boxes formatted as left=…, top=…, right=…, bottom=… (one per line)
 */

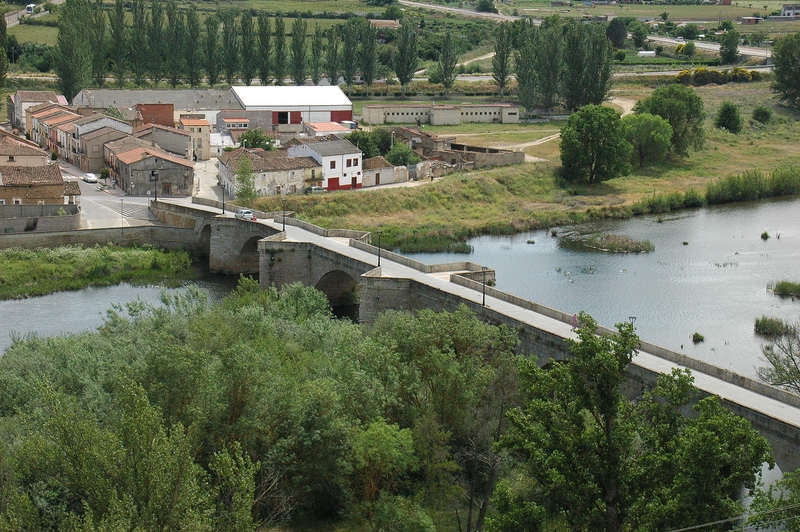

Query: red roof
left=180, top=118, right=211, bottom=127
left=115, top=147, right=194, bottom=168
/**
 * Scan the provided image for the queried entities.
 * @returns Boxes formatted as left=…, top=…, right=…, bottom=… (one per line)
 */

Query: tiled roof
left=179, top=118, right=210, bottom=126
left=16, top=91, right=59, bottom=103
left=219, top=148, right=313, bottom=173
left=57, top=122, right=75, bottom=133
left=64, top=181, right=81, bottom=196
left=293, top=136, right=360, bottom=156
left=29, top=105, right=69, bottom=120
left=81, top=126, right=128, bottom=141
left=0, top=164, right=63, bottom=186
left=74, top=89, right=242, bottom=111
left=105, top=135, right=156, bottom=154
left=306, top=122, right=349, bottom=132
left=363, top=156, right=393, bottom=170
left=42, top=112, right=81, bottom=127
left=114, top=146, right=194, bottom=168
left=134, top=123, right=191, bottom=136
left=0, top=135, right=48, bottom=157
left=257, top=156, right=320, bottom=171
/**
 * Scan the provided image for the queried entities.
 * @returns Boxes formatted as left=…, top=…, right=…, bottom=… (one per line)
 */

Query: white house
left=362, top=156, right=407, bottom=187
left=286, top=136, right=362, bottom=191
left=230, top=86, right=353, bottom=132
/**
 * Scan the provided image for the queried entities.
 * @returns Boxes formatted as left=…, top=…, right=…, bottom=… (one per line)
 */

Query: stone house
left=105, top=136, right=194, bottom=197
left=285, top=135, right=362, bottom=191
left=219, top=148, right=321, bottom=197
left=179, top=117, right=211, bottom=161
left=134, top=123, right=192, bottom=158
left=77, top=127, right=129, bottom=173
left=362, top=156, right=406, bottom=187
left=0, top=133, right=50, bottom=167
left=0, top=165, right=65, bottom=205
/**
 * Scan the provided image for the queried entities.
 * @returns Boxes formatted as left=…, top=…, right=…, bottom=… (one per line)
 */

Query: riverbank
left=0, top=245, right=197, bottom=300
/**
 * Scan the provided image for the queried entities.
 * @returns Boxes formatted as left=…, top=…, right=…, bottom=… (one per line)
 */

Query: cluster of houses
left=6, top=86, right=523, bottom=200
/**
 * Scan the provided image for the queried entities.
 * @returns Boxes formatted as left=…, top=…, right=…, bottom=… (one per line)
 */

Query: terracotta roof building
left=219, top=148, right=321, bottom=197
left=105, top=135, right=194, bottom=197
left=0, top=164, right=66, bottom=205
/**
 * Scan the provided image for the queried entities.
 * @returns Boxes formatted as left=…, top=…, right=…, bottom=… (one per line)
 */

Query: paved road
left=399, top=0, right=519, bottom=21
left=5, top=0, right=66, bottom=28
left=647, top=35, right=772, bottom=58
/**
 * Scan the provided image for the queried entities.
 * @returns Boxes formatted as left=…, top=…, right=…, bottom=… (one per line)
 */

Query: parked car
left=305, top=186, right=328, bottom=194
left=234, top=209, right=256, bottom=221
left=83, top=173, right=98, bottom=183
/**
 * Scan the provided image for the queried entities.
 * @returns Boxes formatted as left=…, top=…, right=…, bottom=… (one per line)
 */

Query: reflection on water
left=407, top=197, right=800, bottom=379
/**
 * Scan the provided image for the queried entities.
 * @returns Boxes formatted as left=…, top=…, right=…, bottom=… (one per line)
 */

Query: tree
left=88, top=0, right=106, bottom=87
left=715, top=101, right=743, bottom=133
left=257, top=12, right=271, bottom=86
left=0, top=6, right=8, bottom=88
left=204, top=14, right=221, bottom=87
left=394, top=22, right=418, bottom=97
left=273, top=14, right=286, bottom=85
left=130, top=0, right=147, bottom=86
left=341, top=19, right=360, bottom=97
left=492, top=22, right=513, bottom=98
left=534, top=25, right=562, bottom=112
left=290, top=17, right=307, bottom=86
left=148, top=0, right=165, bottom=88
left=560, top=104, right=632, bottom=183
left=235, top=155, right=257, bottom=205
left=582, top=24, right=614, bottom=106
left=633, top=83, right=706, bottom=157
left=386, top=142, right=420, bottom=166
left=562, top=22, right=588, bottom=111
left=515, top=31, right=537, bottom=112
left=606, top=18, right=627, bottom=48
left=719, top=29, right=740, bottom=63
left=221, top=10, right=239, bottom=86
left=630, top=21, right=648, bottom=48
left=165, top=1, right=184, bottom=88
left=184, top=6, right=202, bottom=88
left=310, top=24, right=323, bottom=85
left=238, top=128, right=275, bottom=151
left=771, top=32, right=800, bottom=110
left=682, top=40, right=696, bottom=57
left=240, top=11, right=256, bottom=85
left=345, top=130, right=379, bottom=159
left=621, top=112, right=673, bottom=167
left=750, top=469, right=800, bottom=531
left=360, top=23, right=379, bottom=97
left=757, top=323, right=800, bottom=394
left=437, top=31, right=458, bottom=98
left=476, top=0, right=497, bottom=13
left=55, top=0, right=92, bottom=103
left=325, top=28, right=340, bottom=86
left=109, top=0, right=127, bottom=88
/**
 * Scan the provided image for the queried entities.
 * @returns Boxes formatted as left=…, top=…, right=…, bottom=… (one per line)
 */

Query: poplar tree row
left=56, top=0, right=426, bottom=102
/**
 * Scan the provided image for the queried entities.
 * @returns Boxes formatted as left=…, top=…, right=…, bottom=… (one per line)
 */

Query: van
left=25, top=4, right=35, bottom=14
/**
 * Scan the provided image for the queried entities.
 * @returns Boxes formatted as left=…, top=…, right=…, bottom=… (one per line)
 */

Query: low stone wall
left=1, top=204, right=81, bottom=233
left=0, top=226, right=201, bottom=252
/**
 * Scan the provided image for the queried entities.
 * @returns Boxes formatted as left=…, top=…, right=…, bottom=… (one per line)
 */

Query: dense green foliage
left=752, top=105, right=773, bottom=124
left=772, top=280, right=800, bottom=297
left=621, top=112, right=673, bottom=167
left=757, top=322, right=800, bottom=394
left=754, top=315, right=794, bottom=336
left=495, top=314, right=773, bottom=532
left=772, top=32, right=800, bottom=110
left=235, top=155, right=257, bottom=205
left=54, top=0, right=91, bottom=102
left=238, top=128, right=275, bottom=151
left=0, top=245, right=195, bottom=299
left=634, top=83, right=706, bottom=157
left=0, top=282, right=520, bottom=530
left=715, top=101, right=743, bottom=134
left=705, top=166, right=800, bottom=204
left=750, top=469, right=800, bottom=531
left=560, top=104, right=631, bottom=183
left=719, top=29, right=740, bottom=64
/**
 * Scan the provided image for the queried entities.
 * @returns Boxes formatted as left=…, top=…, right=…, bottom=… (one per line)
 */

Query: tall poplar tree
left=130, top=0, right=147, bottom=86
left=240, top=11, right=255, bottom=85
left=110, top=0, right=127, bottom=87
left=88, top=0, right=106, bottom=87
left=165, top=1, right=184, bottom=88
left=221, top=10, right=239, bottom=86
left=0, top=8, right=8, bottom=88
left=534, top=24, right=563, bottom=112
left=148, top=0, right=165, bottom=88
left=562, top=22, right=587, bottom=111
left=515, top=29, right=537, bottom=112
left=310, top=24, right=323, bottom=86
left=492, top=22, right=513, bottom=98
left=204, top=15, right=221, bottom=87
left=55, top=0, right=91, bottom=102
left=341, top=19, right=359, bottom=97
left=359, top=22, right=378, bottom=97
left=290, top=17, right=307, bottom=86
left=438, top=31, right=458, bottom=98
left=184, top=6, right=201, bottom=88
left=325, top=28, right=340, bottom=87
left=257, top=12, right=271, bottom=85
left=393, top=22, right=418, bottom=97
left=273, top=14, right=286, bottom=85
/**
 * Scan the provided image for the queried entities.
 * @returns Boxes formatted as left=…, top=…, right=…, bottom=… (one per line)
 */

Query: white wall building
left=230, top=86, right=353, bottom=133
left=286, top=136, right=362, bottom=191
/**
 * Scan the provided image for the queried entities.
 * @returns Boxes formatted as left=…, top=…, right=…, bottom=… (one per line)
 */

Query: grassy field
left=9, top=23, right=57, bottom=44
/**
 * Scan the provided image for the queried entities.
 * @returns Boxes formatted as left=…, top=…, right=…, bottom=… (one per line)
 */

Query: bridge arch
left=238, top=235, right=263, bottom=274
left=315, top=270, right=360, bottom=319
left=198, top=224, right=212, bottom=257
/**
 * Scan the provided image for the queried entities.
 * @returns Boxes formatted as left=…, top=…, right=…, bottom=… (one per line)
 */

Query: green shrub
left=772, top=280, right=800, bottom=296
left=761, top=231, right=770, bottom=240
left=754, top=316, right=794, bottom=336
left=715, top=101, right=743, bottom=134
left=704, top=166, right=800, bottom=205
left=683, top=188, right=703, bottom=207
left=752, top=105, right=773, bottom=124
left=692, top=332, right=704, bottom=343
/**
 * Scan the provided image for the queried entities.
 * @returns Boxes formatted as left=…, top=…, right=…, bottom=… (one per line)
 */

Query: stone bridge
left=150, top=200, right=800, bottom=472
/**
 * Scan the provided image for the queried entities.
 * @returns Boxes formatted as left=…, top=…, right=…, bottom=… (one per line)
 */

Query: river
left=407, top=197, right=800, bottom=380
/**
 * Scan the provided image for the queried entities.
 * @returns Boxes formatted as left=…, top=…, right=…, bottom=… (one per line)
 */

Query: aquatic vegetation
left=755, top=316, right=794, bottom=337
left=584, top=233, right=654, bottom=253
left=770, top=281, right=800, bottom=297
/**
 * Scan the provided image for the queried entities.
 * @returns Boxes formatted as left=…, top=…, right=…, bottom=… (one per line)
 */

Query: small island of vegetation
left=770, top=280, right=800, bottom=297
left=584, top=233, right=654, bottom=253
left=0, top=244, right=196, bottom=300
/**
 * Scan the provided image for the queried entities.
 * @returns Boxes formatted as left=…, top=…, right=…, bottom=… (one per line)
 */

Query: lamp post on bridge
left=282, top=197, right=287, bottom=232
left=150, top=169, right=159, bottom=202
left=482, top=266, right=488, bottom=307
left=377, top=230, right=382, bottom=267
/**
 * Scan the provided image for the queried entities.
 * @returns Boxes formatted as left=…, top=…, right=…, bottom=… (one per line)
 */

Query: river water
left=407, top=197, right=800, bottom=379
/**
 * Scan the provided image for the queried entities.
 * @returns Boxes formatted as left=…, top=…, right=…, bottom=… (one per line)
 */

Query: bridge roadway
left=164, top=200, right=800, bottom=469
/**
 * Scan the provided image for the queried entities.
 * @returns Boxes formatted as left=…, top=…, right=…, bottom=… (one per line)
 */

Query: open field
left=9, top=23, right=57, bottom=44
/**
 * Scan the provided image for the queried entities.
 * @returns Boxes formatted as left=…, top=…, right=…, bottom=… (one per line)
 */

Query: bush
left=683, top=41, right=696, bottom=57
left=684, top=188, right=703, bottom=207
left=614, top=50, right=626, bottom=62
left=752, top=105, right=773, bottom=124
left=692, top=332, right=704, bottom=343
left=715, top=101, right=743, bottom=133
left=50, top=151, right=58, bottom=161
left=755, top=316, right=794, bottom=336
left=706, top=166, right=800, bottom=204
left=728, top=66, right=752, bottom=82
left=771, top=281, right=800, bottom=297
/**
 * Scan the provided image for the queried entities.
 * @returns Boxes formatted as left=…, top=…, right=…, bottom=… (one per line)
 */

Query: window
left=37, top=200, right=45, bottom=205
left=13, top=198, right=21, bottom=205
left=239, top=123, right=247, bottom=129
left=0, top=199, right=5, bottom=205
left=226, top=123, right=232, bottom=129
left=7, top=156, right=14, bottom=162
left=191, top=127, right=195, bottom=133
left=311, top=169, right=315, bottom=179
left=276, top=185, right=281, bottom=195
left=330, top=160, right=335, bottom=169
left=346, top=159, right=352, bottom=167
left=277, top=112, right=289, bottom=125
left=353, top=158, right=359, bottom=166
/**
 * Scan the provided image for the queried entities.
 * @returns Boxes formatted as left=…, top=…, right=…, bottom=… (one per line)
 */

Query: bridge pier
left=210, top=218, right=278, bottom=274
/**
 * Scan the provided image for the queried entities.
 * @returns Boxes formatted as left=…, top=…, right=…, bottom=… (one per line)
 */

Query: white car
left=83, top=173, right=98, bottom=183
left=234, top=209, right=256, bottom=221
